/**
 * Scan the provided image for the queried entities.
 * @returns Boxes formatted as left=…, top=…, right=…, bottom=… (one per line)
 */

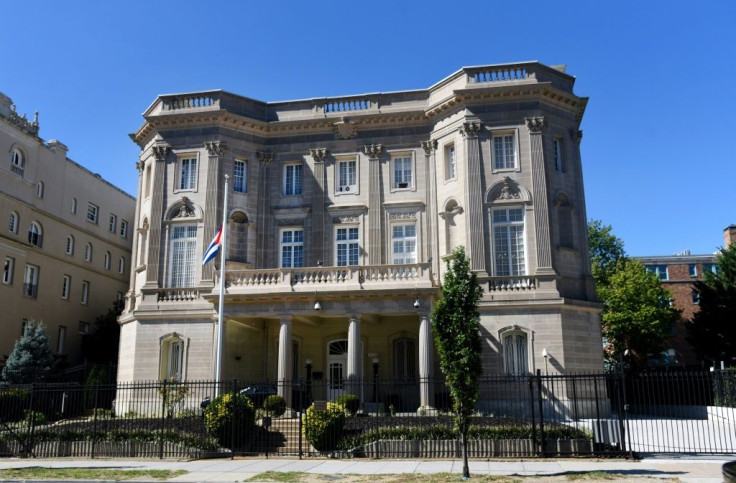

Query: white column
left=419, top=312, right=435, bottom=409
left=346, top=315, right=362, bottom=396
left=277, top=316, right=293, bottom=410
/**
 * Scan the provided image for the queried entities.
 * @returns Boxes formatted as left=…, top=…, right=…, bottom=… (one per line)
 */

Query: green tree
left=2, top=320, right=56, bottom=384
left=588, top=219, right=626, bottom=287
left=81, top=300, right=123, bottom=364
left=597, top=260, right=681, bottom=368
left=687, top=244, right=736, bottom=365
left=432, top=246, right=482, bottom=479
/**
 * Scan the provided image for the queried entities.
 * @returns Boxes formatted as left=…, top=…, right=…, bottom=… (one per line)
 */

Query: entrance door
left=327, top=340, right=348, bottom=400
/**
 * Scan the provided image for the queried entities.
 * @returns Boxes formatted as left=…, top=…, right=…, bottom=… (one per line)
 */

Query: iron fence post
left=24, top=383, right=36, bottom=457
left=231, top=379, right=236, bottom=460
left=536, top=369, right=544, bottom=457
left=91, top=381, right=99, bottom=459
left=528, top=374, right=537, bottom=453
left=159, top=379, right=167, bottom=459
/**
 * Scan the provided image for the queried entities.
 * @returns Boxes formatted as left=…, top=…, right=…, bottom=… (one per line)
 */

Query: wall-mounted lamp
left=413, top=299, right=420, bottom=309
left=542, top=348, right=549, bottom=376
left=314, top=301, right=322, bottom=311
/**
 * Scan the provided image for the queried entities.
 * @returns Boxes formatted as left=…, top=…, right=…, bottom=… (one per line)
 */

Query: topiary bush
left=203, top=392, right=256, bottom=449
left=302, top=402, right=346, bottom=452
left=263, top=394, right=286, bottom=417
left=335, top=394, right=360, bottom=415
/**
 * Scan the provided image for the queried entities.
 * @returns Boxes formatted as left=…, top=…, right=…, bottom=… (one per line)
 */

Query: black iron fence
left=0, top=370, right=734, bottom=459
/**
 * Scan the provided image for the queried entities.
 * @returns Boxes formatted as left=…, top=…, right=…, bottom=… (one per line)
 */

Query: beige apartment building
left=120, top=61, right=604, bottom=412
left=0, top=93, right=135, bottom=371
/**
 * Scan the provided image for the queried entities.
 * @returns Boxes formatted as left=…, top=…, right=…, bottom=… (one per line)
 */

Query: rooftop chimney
left=725, top=225, right=736, bottom=248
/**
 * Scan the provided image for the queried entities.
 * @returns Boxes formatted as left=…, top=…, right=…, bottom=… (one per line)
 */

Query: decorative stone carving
left=310, top=148, right=329, bottom=162
left=363, top=144, right=383, bottom=159
left=459, top=121, right=482, bottom=138
left=276, top=218, right=306, bottom=226
left=137, top=220, right=150, bottom=234
left=135, top=161, right=144, bottom=173
left=152, top=144, right=171, bottom=161
left=525, top=116, right=546, bottom=133
left=420, top=139, right=438, bottom=155
left=570, top=128, right=583, bottom=144
left=554, top=193, right=572, bottom=208
left=175, top=197, right=195, bottom=218
left=256, top=151, right=274, bottom=164
left=496, top=177, right=521, bottom=200
left=334, top=118, right=357, bottom=140
left=204, top=141, right=227, bottom=157
left=333, top=216, right=360, bottom=224
left=438, top=205, right=464, bottom=220
left=389, top=212, right=417, bottom=221
left=7, top=105, right=39, bottom=136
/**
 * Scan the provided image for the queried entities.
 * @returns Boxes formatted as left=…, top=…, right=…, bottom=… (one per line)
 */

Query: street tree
left=81, top=299, right=124, bottom=365
left=432, top=246, right=483, bottom=479
left=587, top=219, right=626, bottom=287
left=687, top=244, right=736, bottom=366
left=2, top=320, right=56, bottom=384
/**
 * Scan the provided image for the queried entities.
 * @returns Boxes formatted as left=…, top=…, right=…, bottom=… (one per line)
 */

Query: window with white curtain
left=391, top=224, right=417, bottom=264
left=492, top=207, right=526, bottom=276
left=280, top=228, right=304, bottom=268
left=335, top=227, right=359, bottom=266
left=492, top=133, right=516, bottom=170
left=179, top=158, right=197, bottom=190
left=168, top=225, right=197, bottom=287
left=283, top=163, right=302, bottom=195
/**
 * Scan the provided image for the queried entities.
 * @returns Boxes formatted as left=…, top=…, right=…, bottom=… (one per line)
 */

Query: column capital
left=420, top=139, right=438, bottom=155
left=204, top=141, right=227, bottom=157
left=151, top=144, right=171, bottom=161
left=525, top=116, right=547, bottom=134
left=310, top=148, right=329, bottom=162
left=363, top=144, right=383, bottom=159
left=135, top=161, right=145, bottom=173
left=459, top=121, right=482, bottom=138
left=256, top=150, right=274, bottom=165
left=570, top=128, right=583, bottom=144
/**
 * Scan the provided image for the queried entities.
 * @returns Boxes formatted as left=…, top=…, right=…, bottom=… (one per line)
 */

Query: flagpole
left=214, top=175, right=229, bottom=397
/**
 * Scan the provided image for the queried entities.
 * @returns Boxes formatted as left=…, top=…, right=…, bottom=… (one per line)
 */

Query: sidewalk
left=0, top=456, right=732, bottom=482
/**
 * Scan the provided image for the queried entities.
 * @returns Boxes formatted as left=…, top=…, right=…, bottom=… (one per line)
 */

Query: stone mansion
left=118, top=61, right=604, bottom=411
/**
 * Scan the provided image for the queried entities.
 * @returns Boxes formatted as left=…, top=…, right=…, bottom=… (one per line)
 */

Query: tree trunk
left=461, top=421, right=469, bottom=479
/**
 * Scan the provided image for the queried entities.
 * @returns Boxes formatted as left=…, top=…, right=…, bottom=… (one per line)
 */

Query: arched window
left=104, top=251, right=111, bottom=270
left=70, top=198, right=77, bottom=214
left=36, top=181, right=44, bottom=199
left=118, top=256, right=125, bottom=274
left=502, top=331, right=529, bottom=376
left=8, top=212, right=18, bottom=234
left=394, top=338, right=416, bottom=381
left=84, top=243, right=93, bottom=262
left=28, top=222, right=42, bottom=247
left=10, top=148, right=24, bottom=175
left=66, top=235, right=74, bottom=255
left=160, top=335, right=185, bottom=381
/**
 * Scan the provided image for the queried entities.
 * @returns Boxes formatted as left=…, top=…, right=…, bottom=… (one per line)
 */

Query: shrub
left=158, top=379, right=189, bottom=417
left=263, top=395, right=286, bottom=417
left=302, top=402, right=346, bottom=452
left=0, top=388, right=29, bottom=422
left=335, top=394, right=360, bottom=415
left=203, top=392, right=255, bottom=449
left=23, top=410, right=47, bottom=425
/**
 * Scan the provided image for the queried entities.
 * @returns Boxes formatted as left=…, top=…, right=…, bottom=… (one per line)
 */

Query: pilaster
left=125, top=161, right=146, bottom=312
left=310, top=148, right=329, bottom=266
left=256, top=151, right=273, bottom=268
left=202, top=141, right=227, bottom=282
left=421, top=140, right=439, bottom=275
left=526, top=117, right=554, bottom=274
left=144, top=144, right=170, bottom=286
left=459, top=121, right=486, bottom=272
left=364, top=144, right=383, bottom=265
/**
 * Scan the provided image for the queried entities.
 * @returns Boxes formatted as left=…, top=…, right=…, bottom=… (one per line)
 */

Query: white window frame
left=78, top=321, right=91, bottom=335
left=279, top=228, right=304, bottom=268
left=336, top=158, right=357, bottom=194
left=28, top=222, right=42, bottom=247
left=168, top=224, right=198, bottom=288
left=162, top=337, right=185, bottom=381
left=23, top=264, right=39, bottom=298
left=11, top=147, right=24, bottom=175
left=492, top=207, right=526, bottom=276
left=445, top=144, right=456, bottom=181
left=81, top=280, right=90, bottom=305
left=492, top=131, right=518, bottom=171
left=502, top=331, right=529, bottom=376
left=87, top=203, right=99, bottom=224
left=109, top=214, right=117, bottom=233
left=692, top=289, right=700, bottom=305
left=66, top=235, right=74, bottom=255
left=104, top=251, right=111, bottom=270
left=392, top=155, right=413, bottom=190
left=57, top=326, right=66, bottom=354
left=118, top=256, right=125, bottom=274
left=178, top=156, right=198, bottom=191
left=283, top=163, right=303, bottom=196
left=335, top=226, right=360, bottom=267
left=120, top=219, right=128, bottom=238
left=646, top=265, right=669, bottom=281
left=71, top=198, right=77, bottom=214
left=233, top=159, right=247, bottom=193
left=84, top=243, right=93, bottom=262
left=553, top=137, right=564, bottom=172
left=9, top=211, right=18, bottom=234
left=61, top=275, right=71, bottom=300
left=391, top=223, right=417, bottom=265
left=36, top=181, right=44, bottom=199
left=3, top=257, right=15, bottom=285
left=689, top=264, right=698, bottom=277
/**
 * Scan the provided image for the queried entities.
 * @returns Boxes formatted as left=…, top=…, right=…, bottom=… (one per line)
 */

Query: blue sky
left=2, top=0, right=733, bottom=256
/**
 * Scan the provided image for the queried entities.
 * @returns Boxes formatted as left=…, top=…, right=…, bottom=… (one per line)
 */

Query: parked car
left=200, top=384, right=312, bottom=412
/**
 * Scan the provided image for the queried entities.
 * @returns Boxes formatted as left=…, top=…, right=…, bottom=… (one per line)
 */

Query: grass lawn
left=0, top=467, right=187, bottom=481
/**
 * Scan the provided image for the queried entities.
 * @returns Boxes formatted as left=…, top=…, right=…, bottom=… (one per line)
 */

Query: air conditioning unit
left=398, top=182, right=408, bottom=188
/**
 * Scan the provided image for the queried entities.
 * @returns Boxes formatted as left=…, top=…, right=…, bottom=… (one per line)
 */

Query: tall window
left=120, top=220, right=128, bottom=238
left=503, top=332, right=528, bottom=376
left=391, top=224, right=417, bottom=264
left=71, top=198, right=77, bottom=214
left=162, top=337, right=184, bottom=380
left=36, top=181, right=44, bottom=199
left=553, top=138, right=564, bottom=172
left=61, top=275, right=71, bottom=300
left=57, top=326, right=66, bottom=354
left=394, top=338, right=416, bottom=381
left=493, top=134, right=516, bottom=170
left=280, top=229, right=304, bottom=268
left=66, top=235, right=74, bottom=255
left=234, top=160, right=247, bottom=193
left=87, top=203, right=99, bottom=223
left=81, top=281, right=90, bottom=305
left=28, top=222, right=42, bottom=247
left=492, top=208, right=526, bottom=276
left=23, top=264, right=39, bottom=298
left=336, top=227, right=359, bottom=266
left=9, top=212, right=18, bottom=234
left=283, top=163, right=302, bottom=195
left=118, top=256, right=125, bottom=274
left=109, top=214, right=117, bottom=233
left=169, top=225, right=197, bottom=287
left=179, top=157, right=197, bottom=190
left=104, top=251, right=111, bottom=270
left=11, top=148, right=24, bottom=175
left=337, top=160, right=356, bottom=193
left=84, top=243, right=93, bottom=262
left=689, top=264, right=698, bottom=277
left=445, top=144, right=456, bottom=180
left=692, top=289, right=700, bottom=305
left=393, top=156, right=412, bottom=189
left=3, top=257, right=15, bottom=284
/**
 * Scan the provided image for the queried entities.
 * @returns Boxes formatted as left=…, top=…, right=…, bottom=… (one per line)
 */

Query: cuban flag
left=202, top=225, right=223, bottom=265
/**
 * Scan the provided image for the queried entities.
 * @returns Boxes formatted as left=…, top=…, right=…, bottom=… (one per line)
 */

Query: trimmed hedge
left=203, top=392, right=256, bottom=449
left=302, top=402, right=346, bottom=452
